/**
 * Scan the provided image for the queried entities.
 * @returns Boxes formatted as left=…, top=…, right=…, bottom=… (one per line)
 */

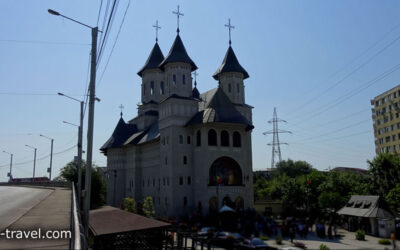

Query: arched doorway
left=223, top=195, right=235, bottom=209
left=209, top=157, right=243, bottom=186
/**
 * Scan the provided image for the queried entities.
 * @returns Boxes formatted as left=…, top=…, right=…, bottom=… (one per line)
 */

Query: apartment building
left=371, top=85, right=400, bottom=154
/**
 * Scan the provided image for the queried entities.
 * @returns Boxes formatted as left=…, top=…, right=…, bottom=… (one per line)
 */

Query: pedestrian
left=327, top=225, right=333, bottom=240
left=391, top=231, right=396, bottom=250
left=289, top=224, right=296, bottom=243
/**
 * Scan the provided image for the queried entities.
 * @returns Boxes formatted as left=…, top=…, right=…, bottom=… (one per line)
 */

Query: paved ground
left=0, top=186, right=71, bottom=249
left=0, top=186, right=53, bottom=231
left=265, top=228, right=399, bottom=250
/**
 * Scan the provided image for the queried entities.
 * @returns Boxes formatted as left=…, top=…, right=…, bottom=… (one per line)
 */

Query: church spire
left=152, top=20, right=161, bottom=43
left=213, top=19, right=249, bottom=80
left=225, top=18, right=234, bottom=46
left=172, top=5, right=184, bottom=34
left=119, top=104, right=124, bottom=118
left=137, top=22, right=165, bottom=77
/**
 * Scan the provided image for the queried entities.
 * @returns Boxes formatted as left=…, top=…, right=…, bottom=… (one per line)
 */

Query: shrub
left=355, top=230, right=365, bottom=241
left=378, top=239, right=391, bottom=245
left=319, top=244, right=330, bottom=250
left=259, top=235, right=269, bottom=241
left=275, top=236, right=282, bottom=245
left=123, top=197, right=136, bottom=213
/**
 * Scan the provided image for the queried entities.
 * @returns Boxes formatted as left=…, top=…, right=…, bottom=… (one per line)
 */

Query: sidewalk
left=266, top=228, right=399, bottom=250
left=0, top=187, right=71, bottom=249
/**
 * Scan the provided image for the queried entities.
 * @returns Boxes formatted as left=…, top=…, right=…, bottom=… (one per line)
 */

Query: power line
left=0, top=144, right=76, bottom=169
left=0, top=92, right=84, bottom=96
left=0, top=39, right=89, bottom=46
left=287, top=28, right=400, bottom=119
left=292, top=130, right=372, bottom=145
left=97, top=0, right=131, bottom=87
left=97, top=0, right=104, bottom=26
left=291, top=118, right=371, bottom=143
left=295, top=65, right=400, bottom=124
left=97, top=0, right=120, bottom=67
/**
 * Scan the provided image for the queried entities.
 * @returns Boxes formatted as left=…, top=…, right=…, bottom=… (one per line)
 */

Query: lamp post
left=59, top=92, right=84, bottom=206
left=49, top=9, right=99, bottom=237
left=40, top=134, right=54, bottom=180
left=25, top=145, right=37, bottom=179
left=2, top=151, right=13, bottom=182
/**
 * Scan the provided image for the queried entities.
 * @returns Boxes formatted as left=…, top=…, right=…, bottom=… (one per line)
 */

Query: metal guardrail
left=71, top=182, right=85, bottom=249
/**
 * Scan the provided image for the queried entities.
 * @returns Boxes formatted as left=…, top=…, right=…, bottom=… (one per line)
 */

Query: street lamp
left=49, top=8, right=99, bottom=237
left=2, top=151, right=13, bottom=182
left=25, top=145, right=37, bottom=179
left=40, top=134, right=54, bottom=180
left=59, top=92, right=84, bottom=206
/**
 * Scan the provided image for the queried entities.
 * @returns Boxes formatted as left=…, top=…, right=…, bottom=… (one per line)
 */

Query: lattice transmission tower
left=263, top=107, right=292, bottom=169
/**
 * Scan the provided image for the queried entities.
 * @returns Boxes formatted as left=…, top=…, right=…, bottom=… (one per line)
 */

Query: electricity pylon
left=263, top=107, right=291, bottom=169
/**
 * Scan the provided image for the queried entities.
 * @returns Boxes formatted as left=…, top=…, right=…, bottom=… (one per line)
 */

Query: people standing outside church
left=289, top=224, right=296, bottom=243
left=391, top=231, right=397, bottom=250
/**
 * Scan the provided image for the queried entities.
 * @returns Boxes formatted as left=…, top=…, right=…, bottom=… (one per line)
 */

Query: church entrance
left=209, top=157, right=243, bottom=186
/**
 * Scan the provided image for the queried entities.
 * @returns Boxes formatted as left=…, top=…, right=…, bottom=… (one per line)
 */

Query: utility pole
left=3, top=151, right=13, bottom=182
left=40, top=134, right=54, bottom=180
left=48, top=9, right=99, bottom=237
left=25, top=145, right=37, bottom=179
left=263, top=107, right=291, bottom=169
left=59, top=94, right=84, bottom=208
left=84, top=26, right=98, bottom=237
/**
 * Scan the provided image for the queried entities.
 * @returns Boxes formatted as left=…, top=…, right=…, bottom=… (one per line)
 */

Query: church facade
left=101, top=25, right=254, bottom=218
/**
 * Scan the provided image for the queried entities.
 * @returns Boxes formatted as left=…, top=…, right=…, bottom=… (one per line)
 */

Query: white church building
left=101, top=17, right=255, bottom=218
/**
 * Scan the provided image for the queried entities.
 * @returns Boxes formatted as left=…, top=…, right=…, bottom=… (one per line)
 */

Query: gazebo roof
left=337, top=195, right=395, bottom=219
left=89, top=206, right=170, bottom=236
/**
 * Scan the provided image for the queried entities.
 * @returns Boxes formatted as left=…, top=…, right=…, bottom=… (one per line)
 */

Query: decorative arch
left=233, top=131, right=241, bottom=147
left=209, top=157, right=243, bottom=186
left=208, top=129, right=217, bottom=146
left=221, top=130, right=229, bottom=147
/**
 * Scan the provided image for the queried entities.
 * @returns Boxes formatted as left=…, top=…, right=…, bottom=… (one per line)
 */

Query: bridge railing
left=70, top=182, right=85, bottom=250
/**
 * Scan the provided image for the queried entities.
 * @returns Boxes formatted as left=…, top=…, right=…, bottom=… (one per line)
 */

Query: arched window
left=237, top=83, right=240, bottom=93
left=221, top=130, right=229, bottom=147
left=228, top=83, right=232, bottom=93
left=208, top=129, right=217, bottom=146
left=150, top=81, right=154, bottom=95
left=160, top=81, right=165, bottom=95
left=196, top=130, right=201, bottom=146
left=182, top=74, right=186, bottom=85
left=209, top=157, right=243, bottom=186
left=233, top=131, right=241, bottom=147
left=173, top=74, right=177, bottom=85
left=183, top=196, right=187, bottom=206
left=183, top=156, right=187, bottom=165
left=187, top=176, right=191, bottom=185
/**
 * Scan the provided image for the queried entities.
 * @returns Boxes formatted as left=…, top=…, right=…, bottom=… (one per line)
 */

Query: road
left=0, top=186, right=52, bottom=232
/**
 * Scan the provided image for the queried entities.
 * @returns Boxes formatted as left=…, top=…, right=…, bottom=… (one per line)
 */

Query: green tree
left=123, top=197, right=137, bottom=213
left=318, top=191, right=345, bottom=211
left=58, top=160, right=106, bottom=209
left=386, top=184, right=400, bottom=212
left=368, top=153, right=400, bottom=196
left=142, top=196, right=155, bottom=218
left=276, top=159, right=313, bottom=178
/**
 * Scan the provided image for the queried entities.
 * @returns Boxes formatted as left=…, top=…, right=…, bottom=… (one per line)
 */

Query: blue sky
left=1, top=0, right=400, bottom=181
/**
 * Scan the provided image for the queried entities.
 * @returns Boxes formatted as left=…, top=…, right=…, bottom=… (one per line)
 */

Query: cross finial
left=119, top=104, right=124, bottom=117
left=152, top=20, right=161, bottom=42
left=225, top=18, right=235, bottom=46
left=172, top=5, right=184, bottom=34
left=192, top=71, right=198, bottom=87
